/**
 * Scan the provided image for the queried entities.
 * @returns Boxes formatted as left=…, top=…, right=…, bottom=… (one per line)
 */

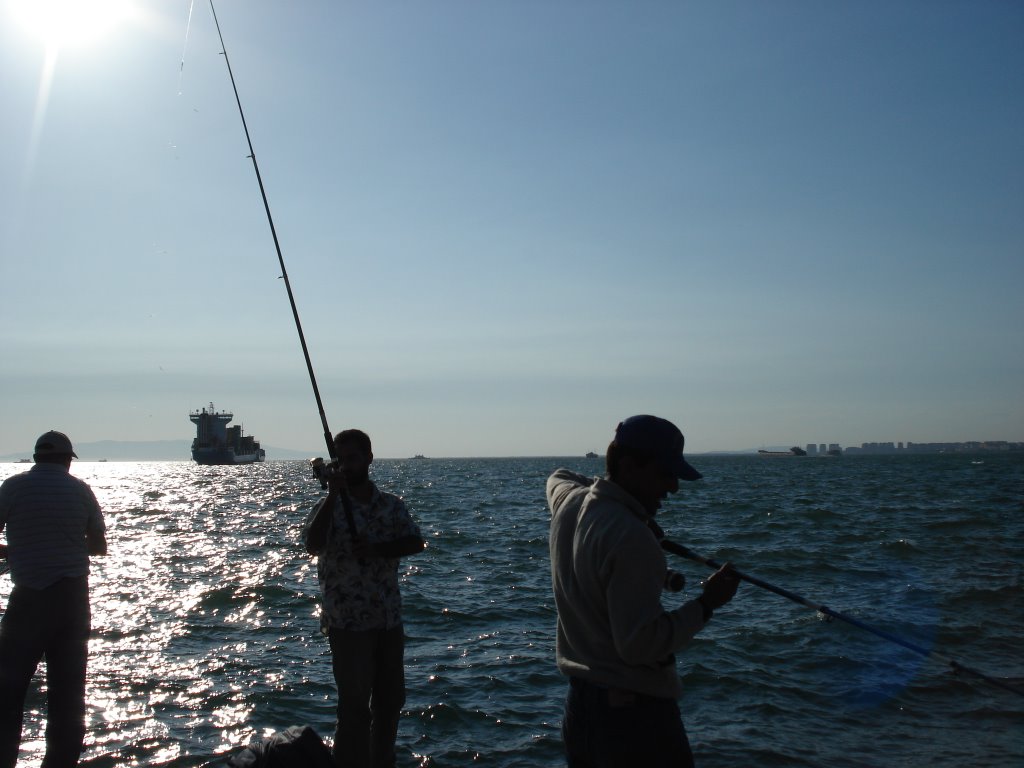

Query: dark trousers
left=0, top=577, right=91, bottom=768
left=328, top=624, right=406, bottom=768
left=562, top=677, right=695, bottom=768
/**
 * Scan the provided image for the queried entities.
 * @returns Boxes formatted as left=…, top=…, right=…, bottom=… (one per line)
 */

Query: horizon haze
left=2, top=437, right=1019, bottom=464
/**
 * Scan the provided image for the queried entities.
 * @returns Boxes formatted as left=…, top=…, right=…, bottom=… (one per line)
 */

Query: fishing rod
left=660, top=537, right=1024, bottom=698
left=207, top=1, right=356, bottom=537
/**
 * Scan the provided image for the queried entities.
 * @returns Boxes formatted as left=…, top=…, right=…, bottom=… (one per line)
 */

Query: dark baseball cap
left=34, top=430, right=78, bottom=458
left=613, top=415, right=701, bottom=481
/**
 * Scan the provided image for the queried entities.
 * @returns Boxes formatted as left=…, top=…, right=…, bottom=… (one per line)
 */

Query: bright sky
left=1, top=0, right=1021, bottom=459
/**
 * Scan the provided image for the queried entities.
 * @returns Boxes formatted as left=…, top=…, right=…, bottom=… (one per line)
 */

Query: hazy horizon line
left=3, top=437, right=1021, bottom=464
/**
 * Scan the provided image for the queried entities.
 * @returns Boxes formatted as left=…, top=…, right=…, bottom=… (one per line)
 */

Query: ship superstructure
left=190, top=403, right=266, bottom=465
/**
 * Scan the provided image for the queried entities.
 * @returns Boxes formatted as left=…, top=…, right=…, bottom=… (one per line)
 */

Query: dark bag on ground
left=226, top=725, right=333, bottom=768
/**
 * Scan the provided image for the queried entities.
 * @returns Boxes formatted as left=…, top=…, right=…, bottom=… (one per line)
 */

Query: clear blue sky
left=2, top=0, right=1022, bottom=458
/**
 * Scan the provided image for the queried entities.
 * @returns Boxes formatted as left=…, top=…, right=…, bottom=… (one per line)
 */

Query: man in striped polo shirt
left=0, top=430, right=107, bottom=768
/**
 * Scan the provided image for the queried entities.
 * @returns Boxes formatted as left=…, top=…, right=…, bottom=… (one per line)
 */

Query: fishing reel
left=664, top=569, right=685, bottom=592
left=309, top=457, right=337, bottom=490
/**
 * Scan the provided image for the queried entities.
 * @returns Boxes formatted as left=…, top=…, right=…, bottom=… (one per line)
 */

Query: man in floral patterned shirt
left=303, top=429, right=425, bottom=768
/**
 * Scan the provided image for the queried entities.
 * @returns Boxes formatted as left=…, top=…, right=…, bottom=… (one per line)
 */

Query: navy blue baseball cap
left=613, top=415, right=702, bottom=481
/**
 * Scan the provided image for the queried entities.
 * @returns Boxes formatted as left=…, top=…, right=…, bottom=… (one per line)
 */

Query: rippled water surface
left=1, top=454, right=1022, bottom=766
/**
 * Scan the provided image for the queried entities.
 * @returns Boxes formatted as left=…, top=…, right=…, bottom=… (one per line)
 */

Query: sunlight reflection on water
left=0, top=455, right=1021, bottom=767
left=0, top=461, right=332, bottom=766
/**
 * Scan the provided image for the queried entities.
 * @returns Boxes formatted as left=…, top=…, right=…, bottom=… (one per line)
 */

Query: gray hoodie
left=548, top=468, right=706, bottom=699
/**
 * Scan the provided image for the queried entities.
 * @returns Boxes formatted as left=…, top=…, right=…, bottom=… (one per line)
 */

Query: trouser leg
left=368, top=625, right=405, bottom=768
left=0, top=588, right=46, bottom=768
left=562, top=678, right=592, bottom=768
left=328, top=625, right=407, bottom=768
left=41, top=577, right=90, bottom=768
left=562, top=677, right=694, bottom=768
left=40, top=629, right=88, bottom=766
left=329, top=628, right=374, bottom=768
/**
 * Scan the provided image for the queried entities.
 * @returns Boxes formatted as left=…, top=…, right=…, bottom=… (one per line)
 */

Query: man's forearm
left=87, top=531, right=107, bottom=556
left=372, top=535, right=425, bottom=558
left=304, top=495, right=335, bottom=554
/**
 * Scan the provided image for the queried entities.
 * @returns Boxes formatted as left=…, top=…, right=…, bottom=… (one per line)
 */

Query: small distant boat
left=412, top=454, right=427, bottom=460
left=758, top=447, right=808, bottom=457
left=189, top=403, right=265, bottom=465
left=585, top=452, right=599, bottom=459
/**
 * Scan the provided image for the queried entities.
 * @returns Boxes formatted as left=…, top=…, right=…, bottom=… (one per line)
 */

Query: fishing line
left=659, top=537, right=1024, bottom=698
left=206, top=0, right=356, bottom=537
left=177, top=0, right=195, bottom=95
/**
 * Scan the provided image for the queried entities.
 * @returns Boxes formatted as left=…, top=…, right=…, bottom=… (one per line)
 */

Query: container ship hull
left=757, top=447, right=808, bottom=458
left=191, top=446, right=265, bottom=465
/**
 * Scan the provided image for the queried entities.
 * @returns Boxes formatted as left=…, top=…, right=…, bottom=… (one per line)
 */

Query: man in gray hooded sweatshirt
left=548, top=415, right=739, bottom=767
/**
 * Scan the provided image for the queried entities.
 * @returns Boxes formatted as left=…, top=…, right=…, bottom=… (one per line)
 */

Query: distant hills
left=1, top=440, right=771, bottom=463
left=0, top=440, right=318, bottom=463
left=1, top=441, right=798, bottom=463
left=9, top=441, right=1008, bottom=464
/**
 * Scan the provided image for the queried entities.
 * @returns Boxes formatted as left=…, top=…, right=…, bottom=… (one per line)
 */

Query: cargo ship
left=757, top=447, right=808, bottom=457
left=189, top=403, right=266, bottom=465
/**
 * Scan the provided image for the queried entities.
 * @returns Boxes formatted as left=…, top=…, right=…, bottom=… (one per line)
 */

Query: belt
left=569, top=676, right=640, bottom=708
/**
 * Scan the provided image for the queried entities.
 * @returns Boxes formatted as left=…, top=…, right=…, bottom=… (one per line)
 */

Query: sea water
left=0, top=453, right=1021, bottom=767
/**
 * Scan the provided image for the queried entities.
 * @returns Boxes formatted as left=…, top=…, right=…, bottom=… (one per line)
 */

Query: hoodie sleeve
left=546, top=469, right=593, bottom=515
left=603, top=521, right=706, bottom=665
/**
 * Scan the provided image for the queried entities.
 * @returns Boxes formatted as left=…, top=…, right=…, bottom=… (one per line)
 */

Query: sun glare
left=7, top=0, right=132, bottom=49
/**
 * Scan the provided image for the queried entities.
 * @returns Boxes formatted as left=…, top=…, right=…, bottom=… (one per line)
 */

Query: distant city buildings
left=804, top=443, right=842, bottom=456
left=807, top=441, right=1023, bottom=455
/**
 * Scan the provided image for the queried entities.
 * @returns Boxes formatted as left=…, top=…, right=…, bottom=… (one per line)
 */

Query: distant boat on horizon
left=189, top=403, right=265, bottom=465
left=585, top=452, right=599, bottom=459
left=758, top=447, right=808, bottom=458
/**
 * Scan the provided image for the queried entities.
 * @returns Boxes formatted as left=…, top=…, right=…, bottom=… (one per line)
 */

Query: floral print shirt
left=304, top=482, right=421, bottom=633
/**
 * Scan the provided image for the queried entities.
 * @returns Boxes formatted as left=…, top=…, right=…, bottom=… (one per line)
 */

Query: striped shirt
left=0, top=463, right=106, bottom=590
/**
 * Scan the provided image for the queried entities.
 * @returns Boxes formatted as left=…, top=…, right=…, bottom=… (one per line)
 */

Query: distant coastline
left=0, top=440, right=315, bottom=463
left=756, top=440, right=1024, bottom=457
left=2, top=439, right=1021, bottom=463
left=835, top=441, right=1022, bottom=455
